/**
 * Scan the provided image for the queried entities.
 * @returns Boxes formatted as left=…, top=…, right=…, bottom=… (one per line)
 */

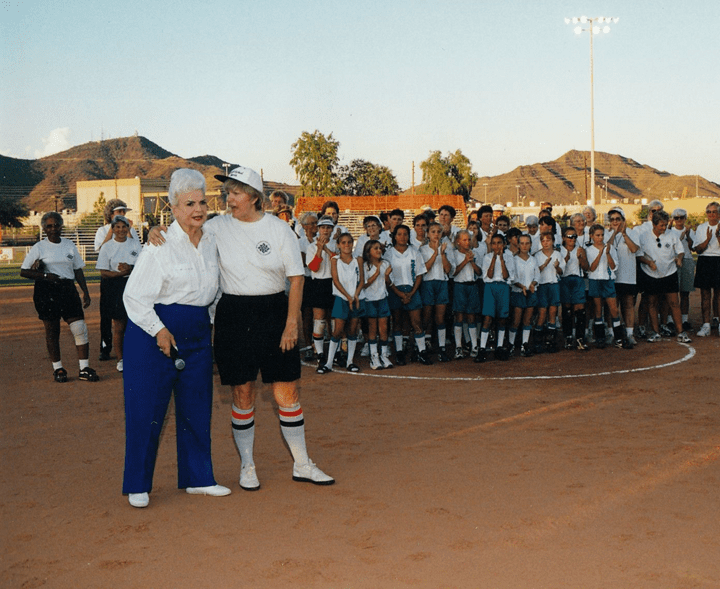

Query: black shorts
left=101, top=277, right=129, bottom=321
left=694, top=256, right=720, bottom=290
left=214, top=292, right=301, bottom=386
left=615, top=282, right=639, bottom=298
left=305, top=277, right=334, bottom=310
left=33, top=280, right=84, bottom=322
left=301, top=275, right=313, bottom=311
left=643, top=272, right=679, bottom=296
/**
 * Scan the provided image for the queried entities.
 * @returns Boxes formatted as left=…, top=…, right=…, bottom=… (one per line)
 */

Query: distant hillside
left=466, top=150, right=719, bottom=206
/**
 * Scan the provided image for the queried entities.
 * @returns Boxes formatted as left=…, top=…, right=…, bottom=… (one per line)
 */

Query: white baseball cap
left=214, top=166, right=263, bottom=194
left=113, top=205, right=132, bottom=212
left=608, top=206, right=625, bottom=220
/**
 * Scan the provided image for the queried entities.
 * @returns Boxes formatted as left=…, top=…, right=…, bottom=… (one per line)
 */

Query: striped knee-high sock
left=278, top=404, right=309, bottom=465
left=231, top=405, right=255, bottom=467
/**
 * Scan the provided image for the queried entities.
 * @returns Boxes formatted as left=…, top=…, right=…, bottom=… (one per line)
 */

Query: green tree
left=340, top=159, right=400, bottom=196
left=79, top=193, right=106, bottom=227
left=290, top=130, right=343, bottom=197
left=420, top=149, right=478, bottom=199
left=0, top=197, right=30, bottom=227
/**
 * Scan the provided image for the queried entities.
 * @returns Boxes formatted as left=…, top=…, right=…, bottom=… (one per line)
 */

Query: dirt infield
left=2, top=284, right=719, bottom=589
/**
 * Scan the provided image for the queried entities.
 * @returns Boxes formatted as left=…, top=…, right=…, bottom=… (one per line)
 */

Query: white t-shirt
left=512, top=255, right=540, bottom=293
left=384, top=245, right=426, bottom=287
left=205, top=213, right=304, bottom=296
left=534, top=250, right=565, bottom=285
left=482, top=251, right=516, bottom=284
left=638, top=230, right=682, bottom=279
left=123, top=221, right=220, bottom=336
left=306, top=238, right=337, bottom=280
left=605, top=228, right=639, bottom=285
left=94, top=223, right=139, bottom=252
left=363, top=260, right=390, bottom=301
left=586, top=243, right=618, bottom=281
left=21, top=238, right=84, bottom=280
left=419, top=244, right=449, bottom=281
left=560, top=246, right=583, bottom=278
left=447, top=247, right=477, bottom=283
left=668, top=226, right=693, bottom=259
left=691, top=222, right=720, bottom=257
left=96, top=238, right=141, bottom=272
left=332, top=257, right=362, bottom=301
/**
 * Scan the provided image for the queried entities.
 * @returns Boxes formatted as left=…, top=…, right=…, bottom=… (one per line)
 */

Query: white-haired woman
left=122, top=168, right=230, bottom=508
left=21, top=212, right=99, bottom=383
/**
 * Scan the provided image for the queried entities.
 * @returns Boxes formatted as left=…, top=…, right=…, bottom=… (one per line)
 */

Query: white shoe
left=370, top=354, right=384, bottom=370
left=128, top=492, right=149, bottom=508
left=470, top=346, right=479, bottom=358
left=697, top=323, right=711, bottom=337
left=360, top=343, right=370, bottom=357
left=116, top=359, right=123, bottom=372
left=292, top=460, right=334, bottom=485
left=677, top=332, right=692, bottom=343
left=380, top=353, right=394, bottom=369
left=239, top=464, right=260, bottom=491
left=185, top=484, right=231, bottom=496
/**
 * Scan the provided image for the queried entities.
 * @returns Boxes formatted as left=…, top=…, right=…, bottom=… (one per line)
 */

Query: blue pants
left=122, top=303, right=217, bottom=494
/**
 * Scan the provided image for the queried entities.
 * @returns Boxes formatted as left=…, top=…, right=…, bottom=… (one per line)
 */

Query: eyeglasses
left=608, top=216, right=622, bottom=221
left=649, top=209, right=660, bottom=214
left=673, top=216, right=685, bottom=220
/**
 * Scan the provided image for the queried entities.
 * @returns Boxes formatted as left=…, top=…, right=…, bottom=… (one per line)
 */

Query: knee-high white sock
left=454, top=323, right=463, bottom=347
left=232, top=405, right=255, bottom=467
left=437, top=324, right=446, bottom=348
left=279, top=404, right=309, bottom=465
left=326, top=337, right=340, bottom=368
left=347, top=336, right=358, bottom=365
left=469, top=324, right=478, bottom=348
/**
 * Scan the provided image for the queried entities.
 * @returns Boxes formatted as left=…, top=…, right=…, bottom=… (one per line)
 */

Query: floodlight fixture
left=580, top=15, right=587, bottom=23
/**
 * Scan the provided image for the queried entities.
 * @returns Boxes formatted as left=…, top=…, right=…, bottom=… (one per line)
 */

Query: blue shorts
left=364, top=298, right=391, bottom=318
left=560, top=275, right=586, bottom=305
left=482, top=282, right=510, bottom=318
left=452, top=282, right=482, bottom=314
left=511, top=290, right=538, bottom=310
left=536, top=282, right=561, bottom=308
left=588, top=279, right=616, bottom=299
left=388, top=284, right=423, bottom=311
left=331, top=296, right=366, bottom=320
left=420, top=280, right=449, bottom=306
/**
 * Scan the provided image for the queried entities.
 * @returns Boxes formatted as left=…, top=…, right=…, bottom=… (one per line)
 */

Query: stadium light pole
left=483, top=183, right=488, bottom=202
left=565, top=15, right=619, bottom=207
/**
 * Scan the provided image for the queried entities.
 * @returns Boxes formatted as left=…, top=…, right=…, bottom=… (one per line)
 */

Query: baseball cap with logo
left=214, top=166, right=264, bottom=194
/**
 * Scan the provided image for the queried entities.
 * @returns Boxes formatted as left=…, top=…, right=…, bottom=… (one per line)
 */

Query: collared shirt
left=560, top=246, right=584, bottom=278
left=586, top=243, right=618, bottom=281
left=384, top=245, right=426, bottom=287
left=447, top=247, right=477, bottom=283
left=96, top=238, right=141, bottom=272
left=691, top=222, right=720, bottom=257
left=638, top=230, right=682, bottom=279
left=306, top=238, right=337, bottom=280
left=21, top=238, right=84, bottom=280
left=205, top=213, right=304, bottom=295
left=534, top=249, right=565, bottom=285
left=332, top=257, right=362, bottom=301
left=419, top=244, right=449, bottom=281
left=605, top=228, right=639, bottom=285
left=123, top=221, right=219, bottom=336
left=363, top=260, right=391, bottom=301
left=512, top=254, right=540, bottom=293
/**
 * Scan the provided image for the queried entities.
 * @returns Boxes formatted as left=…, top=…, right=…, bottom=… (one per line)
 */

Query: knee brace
left=313, top=319, right=326, bottom=337
left=69, top=320, right=89, bottom=346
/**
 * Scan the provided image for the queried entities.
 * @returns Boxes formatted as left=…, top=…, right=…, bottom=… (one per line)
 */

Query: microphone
left=169, top=345, right=185, bottom=371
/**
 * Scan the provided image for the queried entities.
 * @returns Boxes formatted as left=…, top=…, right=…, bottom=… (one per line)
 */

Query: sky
left=1, top=0, right=719, bottom=191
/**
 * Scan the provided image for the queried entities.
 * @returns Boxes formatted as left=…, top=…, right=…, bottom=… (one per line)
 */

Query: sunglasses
left=656, top=236, right=662, bottom=248
left=565, top=235, right=578, bottom=239
left=609, top=216, right=622, bottom=221
left=673, top=216, right=686, bottom=220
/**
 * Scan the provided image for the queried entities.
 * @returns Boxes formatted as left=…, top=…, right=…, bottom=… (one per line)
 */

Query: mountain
left=467, top=150, right=719, bottom=206
left=0, top=136, right=243, bottom=210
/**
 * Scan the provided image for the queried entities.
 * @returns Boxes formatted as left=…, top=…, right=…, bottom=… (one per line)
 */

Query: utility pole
left=412, top=161, right=415, bottom=194
left=483, top=183, right=488, bottom=202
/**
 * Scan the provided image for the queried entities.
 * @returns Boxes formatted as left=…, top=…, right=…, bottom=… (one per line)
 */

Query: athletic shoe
left=186, top=484, right=232, bottom=496
left=53, top=367, right=68, bottom=383
left=98, top=352, right=111, bottom=361
left=380, top=353, right=394, bottom=369
left=622, top=336, right=635, bottom=349
left=417, top=350, right=433, bottom=365
left=292, top=460, right=335, bottom=486
left=546, top=340, right=559, bottom=354
left=316, top=364, right=332, bottom=374
left=128, top=492, right=149, bottom=508
left=646, top=332, right=661, bottom=343
left=78, top=367, right=99, bottom=382
left=395, top=350, right=407, bottom=366
left=682, top=321, right=693, bottom=332
left=454, top=347, right=465, bottom=360
left=116, top=359, right=123, bottom=372
left=473, top=348, right=486, bottom=363
left=636, top=326, right=647, bottom=340
left=239, top=464, right=260, bottom=491
left=346, top=363, right=360, bottom=372
left=712, top=317, right=720, bottom=328
left=470, top=346, right=479, bottom=358
left=564, top=336, right=576, bottom=350
left=520, top=343, right=533, bottom=357
left=697, top=324, right=711, bottom=337
left=437, top=347, right=451, bottom=363
left=370, top=354, right=384, bottom=370
left=626, top=334, right=638, bottom=346
left=613, top=338, right=624, bottom=349
left=495, top=346, right=510, bottom=361
left=677, top=332, right=692, bottom=343
left=303, top=347, right=315, bottom=362
left=360, top=343, right=370, bottom=357
left=576, top=338, right=591, bottom=352
left=659, top=324, right=674, bottom=337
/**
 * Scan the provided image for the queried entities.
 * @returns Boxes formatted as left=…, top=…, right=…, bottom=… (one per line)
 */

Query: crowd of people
left=265, top=194, right=720, bottom=371
left=19, top=168, right=719, bottom=508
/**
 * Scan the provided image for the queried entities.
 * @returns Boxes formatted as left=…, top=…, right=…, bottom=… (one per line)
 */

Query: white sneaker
left=292, top=460, right=334, bottom=485
left=470, top=346, right=479, bottom=358
left=370, top=354, right=383, bottom=370
left=380, top=353, right=394, bottom=369
left=186, top=484, right=231, bottom=496
left=454, top=347, right=464, bottom=359
left=360, top=343, right=370, bottom=357
left=128, top=492, right=149, bottom=508
left=697, top=323, right=711, bottom=337
left=116, top=359, right=123, bottom=372
left=677, top=332, right=692, bottom=343
left=647, top=332, right=661, bottom=343
left=239, top=464, right=260, bottom=491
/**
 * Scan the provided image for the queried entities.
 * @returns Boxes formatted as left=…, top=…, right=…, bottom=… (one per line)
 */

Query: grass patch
left=0, top=263, right=101, bottom=287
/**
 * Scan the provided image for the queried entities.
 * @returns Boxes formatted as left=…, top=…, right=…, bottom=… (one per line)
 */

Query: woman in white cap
left=668, top=208, right=695, bottom=332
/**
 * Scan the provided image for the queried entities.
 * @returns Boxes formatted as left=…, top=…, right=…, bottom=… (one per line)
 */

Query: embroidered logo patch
left=66, top=253, right=74, bottom=260
left=256, top=241, right=271, bottom=255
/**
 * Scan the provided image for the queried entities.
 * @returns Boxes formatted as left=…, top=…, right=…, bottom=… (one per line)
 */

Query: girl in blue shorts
left=318, top=233, right=365, bottom=373
left=478, top=233, right=515, bottom=362
left=362, top=239, right=393, bottom=370
left=533, top=232, right=565, bottom=353
left=420, top=222, right=452, bottom=362
left=510, top=235, right=540, bottom=357
left=559, top=226, right=590, bottom=350
left=448, top=229, right=482, bottom=359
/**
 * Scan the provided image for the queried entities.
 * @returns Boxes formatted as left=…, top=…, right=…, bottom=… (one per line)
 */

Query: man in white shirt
left=692, top=201, right=720, bottom=336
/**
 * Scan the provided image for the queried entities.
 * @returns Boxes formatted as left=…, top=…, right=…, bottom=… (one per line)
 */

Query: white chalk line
left=303, top=343, right=696, bottom=382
